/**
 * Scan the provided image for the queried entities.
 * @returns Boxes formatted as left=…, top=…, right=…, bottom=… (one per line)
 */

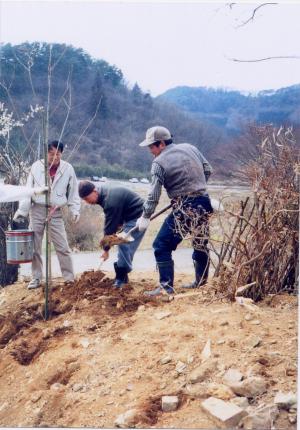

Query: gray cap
left=139, top=126, right=171, bottom=147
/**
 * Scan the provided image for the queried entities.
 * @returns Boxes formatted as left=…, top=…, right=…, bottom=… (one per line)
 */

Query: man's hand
left=101, top=250, right=109, bottom=261
left=13, top=210, right=27, bottom=224
left=71, top=214, right=80, bottom=224
left=136, top=215, right=150, bottom=232
left=33, top=186, right=49, bottom=196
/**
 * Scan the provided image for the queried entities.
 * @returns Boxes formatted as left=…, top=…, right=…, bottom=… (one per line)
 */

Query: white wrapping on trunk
left=0, top=184, right=35, bottom=203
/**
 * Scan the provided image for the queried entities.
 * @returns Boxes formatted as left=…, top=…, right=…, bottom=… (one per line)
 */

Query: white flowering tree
left=0, top=102, right=43, bottom=179
left=0, top=102, right=43, bottom=286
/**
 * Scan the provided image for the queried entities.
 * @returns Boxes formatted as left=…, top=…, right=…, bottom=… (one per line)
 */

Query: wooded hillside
left=1, top=42, right=299, bottom=179
left=0, top=43, right=225, bottom=178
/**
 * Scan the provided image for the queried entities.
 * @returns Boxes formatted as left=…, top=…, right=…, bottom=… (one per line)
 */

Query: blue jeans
left=117, top=218, right=145, bottom=272
left=153, top=195, right=213, bottom=264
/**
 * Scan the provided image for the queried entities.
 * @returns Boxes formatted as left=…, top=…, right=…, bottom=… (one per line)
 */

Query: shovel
left=117, top=203, right=172, bottom=243
left=98, top=257, right=105, bottom=270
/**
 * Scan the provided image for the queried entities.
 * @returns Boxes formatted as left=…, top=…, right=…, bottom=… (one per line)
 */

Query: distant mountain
left=157, top=85, right=300, bottom=131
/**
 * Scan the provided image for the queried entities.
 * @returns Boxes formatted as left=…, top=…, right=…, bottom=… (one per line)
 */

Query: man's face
left=48, top=147, right=62, bottom=167
left=148, top=141, right=166, bottom=157
left=83, top=190, right=99, bottom=204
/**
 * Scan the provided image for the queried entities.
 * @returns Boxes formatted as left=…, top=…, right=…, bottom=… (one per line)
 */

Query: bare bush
left=214, top=126, right=299, bottom=301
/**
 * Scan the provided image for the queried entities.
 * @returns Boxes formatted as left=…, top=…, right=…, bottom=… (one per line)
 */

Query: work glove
left=136, top=215, right=150, bottom=232
left=210, top=198, right=224, bottom=212
left=71, top=213, right=80, bottom=224
left=33, top=186, right=49, bottom=196
left=13, top=210, right=27, bottom=224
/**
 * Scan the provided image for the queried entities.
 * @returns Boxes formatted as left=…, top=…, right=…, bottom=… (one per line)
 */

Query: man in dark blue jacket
left=79, top=180, right=145, bottom=288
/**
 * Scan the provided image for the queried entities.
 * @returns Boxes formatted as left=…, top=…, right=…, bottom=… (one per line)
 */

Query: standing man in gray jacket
left=136, top=126, right=213, bottom=296
left=13, top=141, right=81, bottom=289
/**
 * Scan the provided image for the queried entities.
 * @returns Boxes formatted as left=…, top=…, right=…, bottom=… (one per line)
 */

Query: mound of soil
left=0, top=270, right=156, bottom=365
left=50, top=270, right=154, bottom=317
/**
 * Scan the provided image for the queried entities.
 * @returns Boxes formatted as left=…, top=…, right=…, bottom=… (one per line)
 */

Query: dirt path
left=0, top=271, right=297, bottom=428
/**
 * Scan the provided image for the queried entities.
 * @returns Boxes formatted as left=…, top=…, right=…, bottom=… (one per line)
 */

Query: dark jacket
left=95, top=184, right=144, bottom=235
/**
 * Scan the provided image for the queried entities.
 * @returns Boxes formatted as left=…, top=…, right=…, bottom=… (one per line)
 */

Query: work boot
left=113, top=262, right=129, bottom=289
left=27, top=279, right=41, bottom=290
left=144, top=261, right=175, bottom=296
left=182, top=259, right=209, bottom=289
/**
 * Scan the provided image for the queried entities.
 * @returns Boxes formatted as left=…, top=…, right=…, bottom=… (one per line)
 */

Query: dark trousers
left=153, top=195, right=213, bottom=265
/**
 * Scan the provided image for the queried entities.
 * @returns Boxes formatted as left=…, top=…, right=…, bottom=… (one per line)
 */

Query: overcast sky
left=1, top=1, right=300, bottom=96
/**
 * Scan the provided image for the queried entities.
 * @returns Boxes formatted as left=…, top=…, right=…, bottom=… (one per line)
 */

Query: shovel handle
left=150, top=203, right=172, bottom=221
left=98, top=257, right=105, bottom=270
left=133, top=203, right=171, bottom=232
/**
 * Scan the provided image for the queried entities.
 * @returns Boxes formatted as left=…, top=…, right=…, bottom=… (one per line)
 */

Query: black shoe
left=113, top=262, right=129, bottom=288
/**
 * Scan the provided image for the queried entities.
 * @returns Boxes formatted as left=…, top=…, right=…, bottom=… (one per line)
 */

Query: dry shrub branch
left=214, top=126, right=299, bottom=301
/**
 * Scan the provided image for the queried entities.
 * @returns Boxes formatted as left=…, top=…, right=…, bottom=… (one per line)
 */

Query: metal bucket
left=5, top=229, right=34, bottom=264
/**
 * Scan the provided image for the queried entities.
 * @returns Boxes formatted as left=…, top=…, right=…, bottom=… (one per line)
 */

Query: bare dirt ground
left=0, top=269, right=297, bottom=428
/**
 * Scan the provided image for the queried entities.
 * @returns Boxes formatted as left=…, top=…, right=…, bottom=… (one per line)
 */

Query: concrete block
left=161, top=396, right=179, bottom=412
left=201, top=396, right=247, bottom=428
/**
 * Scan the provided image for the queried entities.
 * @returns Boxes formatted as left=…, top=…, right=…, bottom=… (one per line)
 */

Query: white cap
left=139, top=126, right=171, bottom=147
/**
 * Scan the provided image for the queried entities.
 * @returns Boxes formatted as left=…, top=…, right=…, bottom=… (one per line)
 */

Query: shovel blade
left=116, top=232, right=135, bottom=243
